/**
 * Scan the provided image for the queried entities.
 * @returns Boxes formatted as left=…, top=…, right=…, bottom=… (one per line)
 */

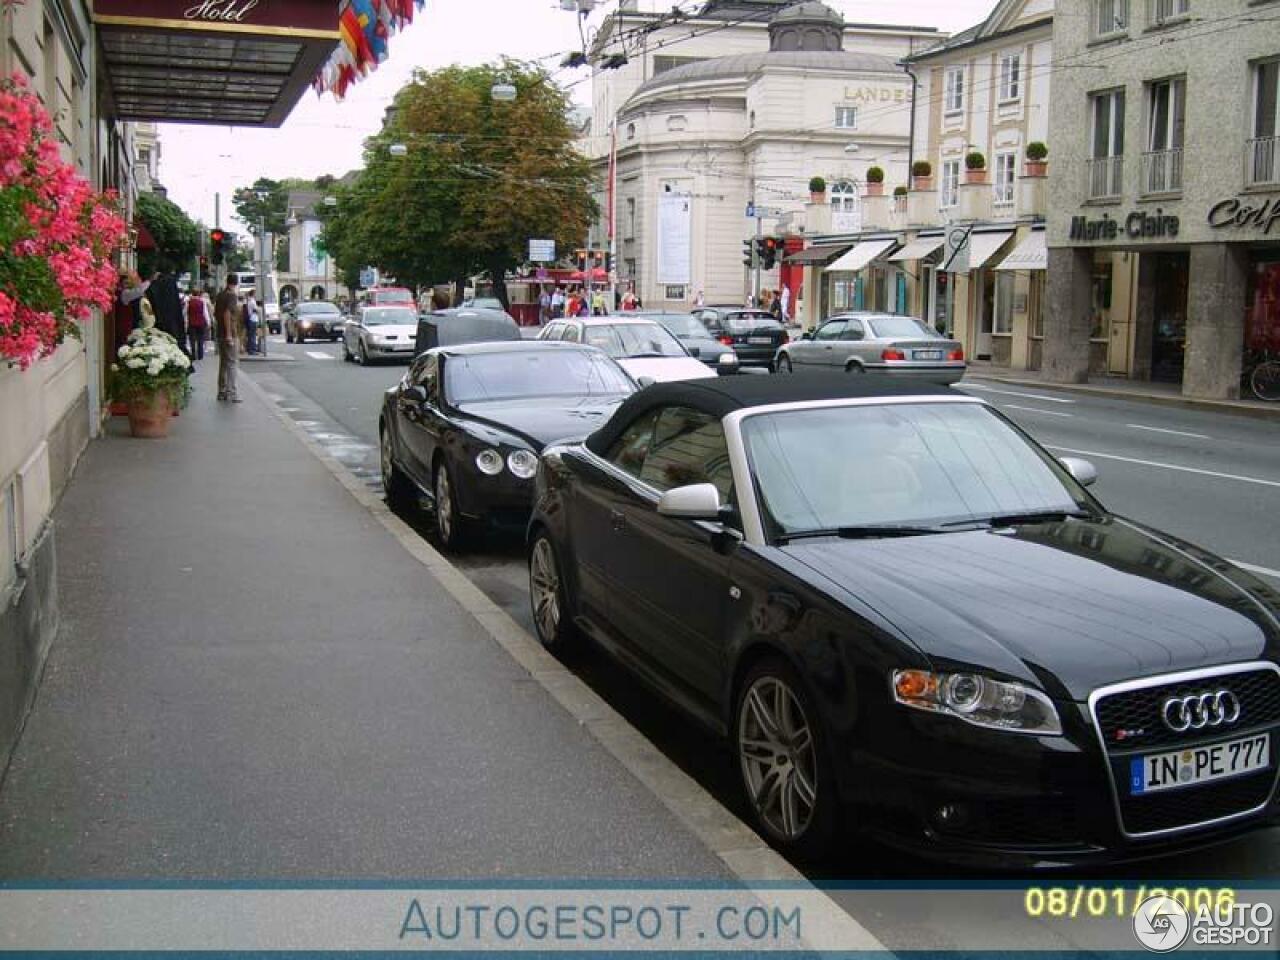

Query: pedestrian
left=185, top=286, right=209, bottom=362
left=148, top=268, right=187, bottom=355
left=780, top=284, right=791, bottom=321
left=119, top=270, right=149, bottom=331
left=244, top=291, right=260, bottom=355
left=591, top=288, right=607, bottom=316
left=621, top=288, right=637, bottom=312
left=576, top=292, right=591, bottom=317
left=215, top=275, right=242, bottom=403
left=565, top=288, right=579, bottom=320
left=770, top=289, right=783, bottom=322
left=694, top=289, right=705, bottom=308
left=551, top=286, right=565, bottom=319
left=538, top=286, right=552, bottom=325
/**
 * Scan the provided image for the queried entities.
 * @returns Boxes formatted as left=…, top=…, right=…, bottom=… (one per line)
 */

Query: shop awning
left=994, top=231, right=1048, bottom=271
left=966, top=231, right=1015, bottom=270
left=887, top=235, right=945, bottom=262
left=92, top=1, right=339, bottom=126
left=826, top=239, right=898, bottom=272
left=783, top=243, right=852, bottom=266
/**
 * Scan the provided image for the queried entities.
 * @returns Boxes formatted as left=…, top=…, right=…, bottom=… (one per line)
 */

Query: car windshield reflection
left=865, top=316, right=939, bottom=339
left=584, top=323, right=687, bottom=359
left=363, top=308, right=416, bottom=327
left=446, top=350, right=635, bottom=404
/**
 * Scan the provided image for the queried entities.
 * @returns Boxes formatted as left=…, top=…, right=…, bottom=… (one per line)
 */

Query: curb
left=238, top=370, right=886, bottom=953
left=966, top=375, right=1280, bottom=421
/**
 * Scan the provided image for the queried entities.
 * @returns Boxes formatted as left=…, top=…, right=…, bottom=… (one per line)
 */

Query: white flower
left=126, top=356, right=145, bottom=369
left=110, top=363, right=119, bottom=373
left=146, top=363, right=162, bottom=376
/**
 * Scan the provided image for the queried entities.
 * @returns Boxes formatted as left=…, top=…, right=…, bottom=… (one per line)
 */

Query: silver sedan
left=776, top=313, right=965, bottom=384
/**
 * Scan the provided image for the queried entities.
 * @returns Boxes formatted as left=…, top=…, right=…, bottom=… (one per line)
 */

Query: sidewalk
left=0, top=358, right=733, bottom=881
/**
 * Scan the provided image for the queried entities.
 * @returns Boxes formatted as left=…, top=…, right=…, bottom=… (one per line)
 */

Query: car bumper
left=296, top=326, right=341, bottom=339
left=731, top=344, right=784, bottom=366
left=864, top=362, right=967, bottom=385
left=365, top=342, right=417, bottom=359
left=453, top=467, right=536, bottom=526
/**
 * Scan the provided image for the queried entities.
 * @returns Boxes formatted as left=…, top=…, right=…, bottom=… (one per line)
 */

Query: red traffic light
left=210, top=229, right=225, bottom=244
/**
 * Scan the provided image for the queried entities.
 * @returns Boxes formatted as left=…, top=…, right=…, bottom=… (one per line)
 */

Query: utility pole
left=753, top=214, right=763, bottom=307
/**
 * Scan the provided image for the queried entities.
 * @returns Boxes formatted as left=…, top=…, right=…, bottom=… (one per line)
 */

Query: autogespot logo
left=1133, top=895, right=1191, bottom=953
left=1162, top=690, right=1241, bottom=733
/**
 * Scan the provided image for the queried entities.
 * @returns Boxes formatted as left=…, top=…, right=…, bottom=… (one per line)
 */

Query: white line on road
left=1125, top=423, right=1211, bottom=440
left=1047, top=445, right=1280, bottom=489
left=1230, top=559, right=1280, bottom=582
left=961, top=383, right=1077, bottom=403
left=1002, top=404, right=1074, bottom=418
left=305, top=351, right=334, bottom=361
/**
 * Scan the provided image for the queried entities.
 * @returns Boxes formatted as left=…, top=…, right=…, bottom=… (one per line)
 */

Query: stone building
left=1044, top=0, right=1280, bottom=398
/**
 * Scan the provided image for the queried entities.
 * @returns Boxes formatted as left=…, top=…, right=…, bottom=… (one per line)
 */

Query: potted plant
left=110, top=328, right=192, bottom=438
left=911, top=160, right=933, bottom=190
left=1025, top=141, right=1048, bottom=176
left=892, top=185, right=908, bottom=196
left=964, top=151, right=988, bottom=183
left=864, top=166, right=885, bottom=196
left=808, top=176, right=826, bottom=202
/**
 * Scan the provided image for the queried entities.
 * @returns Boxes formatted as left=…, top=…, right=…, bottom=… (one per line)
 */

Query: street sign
left=747, top=202, right=783, bottom=219
left=528, top=238, right=556, bottom=263
left=745, top=201, right=755, bottom=218
left=944, top=225, right=972, bottom=273
left=359, top=268, right=375, bottom=288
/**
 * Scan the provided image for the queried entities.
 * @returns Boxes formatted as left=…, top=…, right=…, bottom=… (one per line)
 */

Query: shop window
left=664, top=285, right=685, bottom=300
left=944, top=68, right=964, bottom=115
left=940, top=160, right=960, bottom=208
left=1245, top=257, right=1280, bottom=357
left=999, top=52, right=1022, bottom=102
left=834, top=106, right=857, bottom=129
left=994, top=272, right=1015, bottom=334
left=1092, top=0, right=1129, bottom=39
left=1249, top=59, right=1280, bottom=187
left=1090, top=255, right=1114, bottom=340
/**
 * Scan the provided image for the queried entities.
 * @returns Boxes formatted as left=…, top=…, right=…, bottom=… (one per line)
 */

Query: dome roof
left=630, top=49, right=898, bottom=99
left=770, top=0, right=843, bottom=25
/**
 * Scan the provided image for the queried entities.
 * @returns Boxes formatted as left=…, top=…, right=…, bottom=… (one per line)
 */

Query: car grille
left=1091, top=665, right=1280, bottom=837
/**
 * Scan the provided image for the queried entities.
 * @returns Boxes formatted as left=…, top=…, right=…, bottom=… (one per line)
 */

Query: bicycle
left=1243, top=347, right=1280, bottom=402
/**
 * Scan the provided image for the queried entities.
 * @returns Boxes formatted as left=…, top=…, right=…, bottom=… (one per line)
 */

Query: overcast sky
left=161, top=0, right=994, bottom=231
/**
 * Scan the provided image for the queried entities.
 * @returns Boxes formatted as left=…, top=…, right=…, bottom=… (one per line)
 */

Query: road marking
left=962, top=383, right=1076, bottom=403
left=1231, top=559, right=1280, bottom=582
left=1002, top=404, right=1074, bottom=418
left=305, top=351, right=334, bottom=361
left=1048, top=445, right=1280, bottom=489
left=1125, top=423, right=1210, bottom=440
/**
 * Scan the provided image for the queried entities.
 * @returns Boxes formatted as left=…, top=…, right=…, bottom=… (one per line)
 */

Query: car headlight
left=507, top=449, right=537, bottom=479
left=474, top=449, right=504, bottom=475
left=891, top=669, right=1062, bottom=735
left=301, top=320, right=311, bottom=328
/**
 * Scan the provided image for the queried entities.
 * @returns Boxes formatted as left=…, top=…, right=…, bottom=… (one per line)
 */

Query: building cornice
left=903, top=16, right=1052, bottom=65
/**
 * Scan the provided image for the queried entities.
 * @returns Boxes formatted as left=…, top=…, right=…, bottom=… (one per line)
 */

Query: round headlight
left=474, top=449, right=504, bottom=475
left=507, top=449, right=538, bottom=479
left=943, top=674, right=984, bottom=713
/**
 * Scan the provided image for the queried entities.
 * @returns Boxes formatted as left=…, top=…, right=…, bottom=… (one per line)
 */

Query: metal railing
left=1147, top=0, right=1189, bottom=26
left=1246, top=136, right=1280, bottom=188
left=1086, top=156, right=1124, bottom=199
left=991, top=185, right=1015, bottom=218
left=1140, top=148, right=1183, bottom=194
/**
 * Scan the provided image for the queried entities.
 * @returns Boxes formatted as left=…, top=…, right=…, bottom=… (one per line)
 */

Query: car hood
left=616, top=356, right=717, bottom=382
left=674, top=335, right=725, bottom=360
left=454, top=395, right=629, bottom=449
left=367, top=324, right=417, bottom=338
left=298, top=314, right=341, bottom=324
left=781, top=516, right=1279, bottom=701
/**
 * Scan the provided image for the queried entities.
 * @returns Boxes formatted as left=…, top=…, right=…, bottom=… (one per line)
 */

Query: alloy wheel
left=778, top=354, right=792, bottom=373
left=380, top=429, right=394, bottom=492
left=738, top=674, right=818, bottom=841
left=529, top=537, right=561, bottom=643
left=358, top=341, right=368, bottom=365
left=435, top=465, right=453, bottom=542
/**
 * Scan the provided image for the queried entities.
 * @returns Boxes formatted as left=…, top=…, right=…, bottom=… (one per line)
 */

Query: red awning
left=134, top=220, right=156, bottom=251
left=568, top=268, right=608, bottom=281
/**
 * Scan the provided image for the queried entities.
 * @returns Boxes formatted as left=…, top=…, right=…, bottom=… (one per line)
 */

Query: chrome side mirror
left=656, top=483, right=722, bottom=520
left=1059, top=456, right=1098, bottom=487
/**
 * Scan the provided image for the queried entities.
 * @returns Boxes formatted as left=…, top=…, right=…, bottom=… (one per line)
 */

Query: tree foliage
left=322, top=61, right=596, bottom=305
left=136, top=192, right=198, bottom=276
left=231, top=177, right=290, bottom=237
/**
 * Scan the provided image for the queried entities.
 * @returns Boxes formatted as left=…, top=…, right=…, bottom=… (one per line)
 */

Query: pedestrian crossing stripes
left=305, top=351, right=335, bottom=361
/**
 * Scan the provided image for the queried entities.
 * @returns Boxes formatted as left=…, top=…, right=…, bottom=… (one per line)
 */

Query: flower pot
left=1024, top=159, right=1048, bottom=177
left=126, top=391, right=173, bottom=438
left=864, top=182, right=884, bottom=197
left=964, top=169, right=989, bottom=184
left=809, top=191, right=826, bottom=203
left=911, top=176, right=933, bottom=191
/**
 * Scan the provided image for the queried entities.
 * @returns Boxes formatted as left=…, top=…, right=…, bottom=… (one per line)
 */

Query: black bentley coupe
left=526, top=374, right=1280, bottom=866
left=379, top=341, right=636, bottom=549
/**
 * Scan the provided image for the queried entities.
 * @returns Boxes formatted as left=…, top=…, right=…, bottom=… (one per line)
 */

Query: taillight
left=718, top=335, right=734, bottom=346
left=947, top=347, right=965, bottom=361
left=881, top=348, right=907, bottom=361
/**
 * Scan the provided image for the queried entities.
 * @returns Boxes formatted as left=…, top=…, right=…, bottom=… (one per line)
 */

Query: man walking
left=215, top=275, right=242, bottom=403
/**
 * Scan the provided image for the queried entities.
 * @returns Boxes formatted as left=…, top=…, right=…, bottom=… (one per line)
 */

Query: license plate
left=748, top=337, right=773, bottom=345
left=1130, top=733, right=1270, bottom=795
left=914, top=349, right=943, bottom=361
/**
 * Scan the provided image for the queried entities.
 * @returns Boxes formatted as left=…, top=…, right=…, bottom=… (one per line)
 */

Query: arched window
left=830, top=180, right=858, bottom=213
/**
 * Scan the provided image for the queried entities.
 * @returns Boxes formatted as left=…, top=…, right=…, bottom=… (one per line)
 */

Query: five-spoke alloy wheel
left=528, top=533, right=575, bottom=653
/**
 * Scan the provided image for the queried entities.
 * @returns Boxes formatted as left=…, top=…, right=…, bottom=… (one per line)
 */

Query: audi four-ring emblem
left=1162, top=690, right=1242, bottom=732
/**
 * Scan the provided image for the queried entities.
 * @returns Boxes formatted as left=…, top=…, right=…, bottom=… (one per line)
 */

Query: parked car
left=286, top=301, right=344, bottom=343
left=342, top=305, right=419, bottom=363
left=537, top=316, right=726, bottom=382
left=696, top=306, right=788, bottom=369
left=415, top=307, right=522, bottom=355
left=462, top=296, right=506, bottom=312
left=639, top=311, right=733, bottom=368
left=776, top=313, right=965, bottom=383
left=527, top=373, right=1280, bottom=866
left=379, top=341, right=636, bottom=549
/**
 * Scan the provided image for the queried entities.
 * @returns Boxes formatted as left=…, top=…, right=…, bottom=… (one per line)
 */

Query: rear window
left=866, top=316, right=937, bottom=339
left=724, top=312, right=782, bottom=332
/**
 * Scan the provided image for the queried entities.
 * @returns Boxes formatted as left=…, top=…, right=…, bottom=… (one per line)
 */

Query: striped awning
left=826, top=239, right=897, bottom=272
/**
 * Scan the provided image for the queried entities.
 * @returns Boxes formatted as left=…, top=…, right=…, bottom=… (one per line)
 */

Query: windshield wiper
left=948, top=509, right=1096, bottom=529
left=629, top=352, right=670, bottom=358
left=779, top=524, right=946, bottom=543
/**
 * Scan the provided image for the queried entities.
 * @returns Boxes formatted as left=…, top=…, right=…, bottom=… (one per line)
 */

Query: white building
left=277, top=190, right=339, bottom=305
left=584, top=1, right=941, bottom=310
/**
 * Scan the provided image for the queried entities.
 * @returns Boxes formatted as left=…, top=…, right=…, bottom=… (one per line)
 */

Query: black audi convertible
left=379, top=341, right=635, bottom=549
left=526, top=374, right=1280, bottom=866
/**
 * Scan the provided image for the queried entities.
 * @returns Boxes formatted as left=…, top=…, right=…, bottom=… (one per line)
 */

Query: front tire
left=433, top=459, right=467, bottom=550
left=528, top=533, right=577, bottom=654
left=1251, top=360, right=1280, bottom=402
left=342, top=340, right=352, bottom=362
left=777, top=354, right=793, bottom=374
left=358, top=341, right=369, bottom=365
left=380, top=424, right=412, bottom=506
left=735, top=658, right=837, bottom=861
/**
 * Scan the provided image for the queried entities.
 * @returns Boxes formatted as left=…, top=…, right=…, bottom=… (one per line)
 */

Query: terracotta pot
left=809, top=191, right=826, bottom=203
left=911, top=176, right=933, bottom=191
left=126, top=390, right=173, bottom=438
left=864, top=182, right=884, bottom=196
left=1024, top=159, right=1048, bottom=177
left=964, top=169, right=989, bottom=184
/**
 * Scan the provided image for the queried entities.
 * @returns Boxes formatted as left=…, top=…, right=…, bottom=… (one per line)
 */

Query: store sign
left=1207, top=196, right=1280, bottom=235
left=844, top=86, right=909, bottom=104
left=93, top=0, right=337, bottom=35
left=1068, top=209, right=1180, bottom=242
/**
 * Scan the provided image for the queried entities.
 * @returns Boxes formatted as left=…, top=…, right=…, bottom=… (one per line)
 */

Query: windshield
left=298, top=302, right=339, bottom=315
left=649, top=314, right=709, bottom=339
left=724, top=312, right=781, bottom=333
left=371, top=289, right=413, bottom=304
left=470, top=297, right=504, bottom=310
left=363, top=307, right=416, bottom=327
left=445, top=350, right=635, bottom=404
left=865, top=316, right=938, bottom=339
left=582, top=323, right=687, bottom=359
left=742, top=402, right=1088, bottom=538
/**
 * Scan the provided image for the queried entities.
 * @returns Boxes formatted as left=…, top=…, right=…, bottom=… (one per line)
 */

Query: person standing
left=185, top=286, right=209, bottom=362
left=215, top=275, right=242, bottom=403
left=538, top=286, right=552, bottom=326
left=244, top=291, right=260, bottom=355
left=770, top=289, right=783, bottom=322
left=148, top=269, right=186, bottom=355
left=551, top=286, right=565, bottom=319
left=780, top=284, right=791, bottom=322
left=694, top=289, right=705, bottom=308
left=621, top=288, right=637, bottom=312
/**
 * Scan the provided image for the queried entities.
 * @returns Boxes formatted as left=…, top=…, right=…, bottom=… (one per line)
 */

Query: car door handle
left=610, top=509, right=626, bottom=532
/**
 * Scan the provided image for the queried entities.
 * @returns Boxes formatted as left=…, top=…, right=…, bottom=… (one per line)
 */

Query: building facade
left=277, top=189, right=341, bottom=305
left=1044, top=0, right=1280, bottom=398
left=585, top=1, right=941, bottom=310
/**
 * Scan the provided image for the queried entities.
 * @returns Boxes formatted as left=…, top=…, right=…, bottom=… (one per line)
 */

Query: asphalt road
left=251, top=336, right=1280, bottom=890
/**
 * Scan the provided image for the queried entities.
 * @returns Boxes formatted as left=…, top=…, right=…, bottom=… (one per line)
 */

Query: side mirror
left=1059, top=456, right=1098, bottom=487
left=716, top=352, right=740, bottom=376
left=801, top=330, right=814, bottom=340
left=405, top=385, right=428, bottom=405
left=656, top=483, right=723, bottom=521
left=636, top=375, right=656, bottom=388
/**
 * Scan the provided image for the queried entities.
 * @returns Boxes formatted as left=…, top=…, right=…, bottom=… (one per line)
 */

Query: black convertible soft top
left=584, top=374, right=962, bottom=456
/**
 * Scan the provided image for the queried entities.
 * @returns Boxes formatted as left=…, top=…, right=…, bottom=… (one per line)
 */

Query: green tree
left=322, top=61, right=595, bottom=306
left=136, top=192, right=198, bottom=276
left=231, top=177, right=289, bottom=237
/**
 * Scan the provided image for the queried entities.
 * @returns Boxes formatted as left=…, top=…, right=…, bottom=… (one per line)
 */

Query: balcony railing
left=991, top=186, right=1015, bottom=218
left=1141, top=148, right=1183, bottom=194
left=1087, top=156, right=1124, bottom=199
left=1147, top=0, right=1189, bottom=26
left=1247, top=136, right=1280, bottom=188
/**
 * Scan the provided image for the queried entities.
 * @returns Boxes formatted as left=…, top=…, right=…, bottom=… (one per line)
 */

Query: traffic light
left=762, top=236, right=782, bottom=270
left=210, top=228, right=225, bottom=265
left=742, top=239, right=753, bottom=267
left=753, top=236, right=768, bottom=266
